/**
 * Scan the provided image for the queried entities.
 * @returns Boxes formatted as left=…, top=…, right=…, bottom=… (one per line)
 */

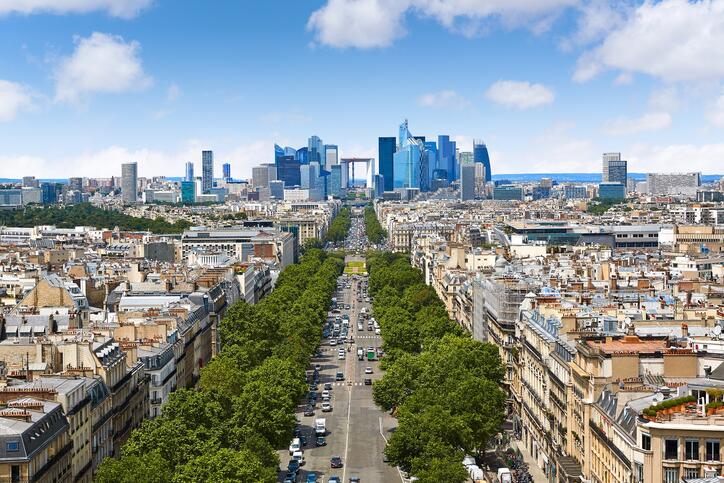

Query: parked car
left=316, top=436, right=327, bottom=447
left=335, top=372, right=344, bottom=381
left=364, top=367, right=373, bottom=374
left=303, top=406, right=315, bottom=416
left=330, top=456, right=344, bottom=468
left=322, top=402, right=333, bottom=412
left=364, top=378, right=372, bottom=385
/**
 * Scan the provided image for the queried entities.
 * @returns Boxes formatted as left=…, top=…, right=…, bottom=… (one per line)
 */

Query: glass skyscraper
left=308, top=135, right=323, bottom=163
left=276, top=156, right=301, bottom=187
left=329, top=164, right=343, bottom=198
left=121, top=162, right=137, bottom=203
left=602, top=153, right=627, bottom=184
left=185, top=161, right=194, bottom=182
left=378, top=137, right=396, bottom=192
left=438, top=135, right=457, bottom=182
left=181, top=180, right=196, bottom=203
left=473, top=141, right=492, bottom=183
left=222, top=163, right=231, bottom=180
left=324, top=144, right=338, bottom=170
left=393, top=120, right=427, bottom=191
left=201, top=150, right=214, bottom=193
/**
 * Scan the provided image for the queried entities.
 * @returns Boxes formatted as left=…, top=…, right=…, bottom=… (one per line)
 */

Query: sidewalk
left=511, top=440, right=548, bottom=482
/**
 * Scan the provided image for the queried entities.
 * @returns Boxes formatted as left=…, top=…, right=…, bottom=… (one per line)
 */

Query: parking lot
left=278, top=257, right=401, bottom=483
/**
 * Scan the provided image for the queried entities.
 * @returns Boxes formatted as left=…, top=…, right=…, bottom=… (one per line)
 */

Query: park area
left=344, top=260, right=367, bottom=274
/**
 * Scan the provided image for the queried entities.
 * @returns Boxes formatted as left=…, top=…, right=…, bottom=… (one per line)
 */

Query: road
left=278, top=254, right=401, bottom=482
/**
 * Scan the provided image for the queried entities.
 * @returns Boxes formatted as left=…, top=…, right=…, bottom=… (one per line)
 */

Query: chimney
left=681, top=323, right=689, bottom=339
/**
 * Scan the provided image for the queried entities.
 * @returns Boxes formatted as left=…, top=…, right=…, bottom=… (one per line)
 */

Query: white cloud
left=307, top=0, right=576, bottom=48
left=55, top=32, right=152, bottom=103
left=628, top=143, right=724, bottom=173
left=0, top=0, right=152, bottom=18
left=417, top=90, right=470, bottom=109
left=0, top=80, right=36, bottom=122
left=484, top=80, right=554, bottom=109
left=648, top=86, right=681, bottom=112
left=575, top=0, right=724, bottom=82
left=0, top=140, right=278, bottom=179
left=707, top=91, right=724, bottom=128
left=603, top=112, right=672, bottom=136
left=166, top=84, right=181, bottom=102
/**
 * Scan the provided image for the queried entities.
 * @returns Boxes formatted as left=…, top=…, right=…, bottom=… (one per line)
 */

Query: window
left=685, top=439, right=700, bottom=460
left=664, top=468, right=679, bottom=483
left=664, top=439, right=679, bottom=460
left=706, top=440, right=720, bottom=461
left=11, top=466, right=20, bottom=483
left=684, top=468, right=700, bottom=479
left=641, top=434, right=651, bottom=451
left=5, top=441, right=19, bottom=452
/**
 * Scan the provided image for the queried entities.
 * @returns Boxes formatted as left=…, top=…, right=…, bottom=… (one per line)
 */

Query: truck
left=367, top=349, right=376, bottom=361
left=497, top=468, right=512, bottom=483
left=315, top=418, right=326, bottom=436
left=357, top=348, right=364, bottom=361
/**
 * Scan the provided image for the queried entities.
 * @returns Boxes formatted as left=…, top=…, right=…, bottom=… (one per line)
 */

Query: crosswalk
left=332, top=381, right=371, bottom=387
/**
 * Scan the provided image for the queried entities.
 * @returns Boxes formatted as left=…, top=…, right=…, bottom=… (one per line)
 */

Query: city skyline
left=2, top=1, right=724, bottom=178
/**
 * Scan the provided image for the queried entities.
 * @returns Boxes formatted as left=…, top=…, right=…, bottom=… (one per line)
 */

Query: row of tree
left=367, top=252, right=506, bottom=483
left=325, top=207, right=351, bottom=243
left=364, top=205, right=386, bottom=244
left=97, top=248, right=344, bottom=482
left=0, top=203, right=191, bottom=234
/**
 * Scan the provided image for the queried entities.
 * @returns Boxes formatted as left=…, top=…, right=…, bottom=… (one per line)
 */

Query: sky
left=1, top=0, right=724, bottom=179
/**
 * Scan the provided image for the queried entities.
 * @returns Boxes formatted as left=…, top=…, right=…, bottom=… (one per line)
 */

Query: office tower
left=324, top=144, right=338, bottom=170
left=373, top=174, right=385, bottom=198
left=223, top=163, right=231, bottom=180
left=602, top=153, right=627, bottom=184
left=424, top=141, right=437, bottom=188
left=121, top=162, right=138, bottom=203
left=474, top=163, right=487, bottom=198
left=295, top=147, right=309, bottom=165
left=284, top=146, right=297, bottom=157
left=564, top=185, right=588, bottom=199
left=300, top=162, right=319, bottom=190
left=276, top=156, right=301, bottom=187
left=438, top=136, right=458, bottom=182
left=473, top=140, right=492, bottom=183
left=22, top=176, right=38, bottom=188
left=201, top=150, right=214, bottom=193
left=68, top=177, right=83, bottom=192
left=460, top=164, right=476, bottom=201
left=646, top=172, right=701, bottom=195
left=330, top=164, right=343, bottom=198
left=308, top=136, right=323, bottom=163
left=540, top=177, right=553, bottom=189
left=40, top=182, right=58, bottom=204
left=252, top=165, right=270, bottom=189
left=493, top=185, right=524, bottom=201
left=269, top=180, right=284, bottom=199
left=185, top=162, right=194, bottom=182
left=598, top=182, right=626, bottom=200
left=378, top=137, right=396, bottom=192
left=275, top=144, right=285, bottom=163
left=181, top=181, right=196, bottom=203
left=393, top=120, right=427, bottom=191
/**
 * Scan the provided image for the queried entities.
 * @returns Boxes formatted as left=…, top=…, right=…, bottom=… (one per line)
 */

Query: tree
left=174, top=448, right=276, bottom=483
left=416, top=457, right=469, bottom=483
left=95, top=450, right=172, bottom=483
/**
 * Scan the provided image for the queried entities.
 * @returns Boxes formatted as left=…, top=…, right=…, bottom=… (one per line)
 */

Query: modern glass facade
left=181, top=181, right=196, bottom=203
left=473, top=141, right=492, bottom=182
left=185, top=161, right=194, bottom=182
left=378, top=137, right=396, bottom=192
left=602, top=153, right=628, bottom=184
left=598, top=182, right=625, bottom=200
left=121, top=162, right=137, bottom=203
left=276, top=156, right=301, bottom=187
left=460, top=164, right=476, bottom=201
left=438, top=135, right=457, bottom=182
left=493, top=185, right=523, bottom=201
left=393, top=120, right=427, bottom=190
left=222, top=163, right=231, bottom=180
left=324, top=144, right=338, bottom=170
left=201, top=150, right=214, bottom=193
left=329, top=164, right=343, bottom=198
left=308, top=135, right=323, bottom=163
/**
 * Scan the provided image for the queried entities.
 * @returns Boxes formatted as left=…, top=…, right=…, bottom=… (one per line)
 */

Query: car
left=303, top=406, right=315, bottom=416
left=375, top=328, right=381, bottom=335
left=324, top=383, right=333, bottom=390
left=329, top=340, right=337, bottom=346
left=308, top=384, right=318, bottom=391
left=283, top=476, right=295, bottom=483
left=289, top=438, right=301, bottom=455
left=316, top=436, right=327, bottom=446
left=314, top=364, right=321, bottom=371
left=322, top=402, right=333, bottom=412
left=306, top=473, right=318, bottom=483
left=322, top=390, right=331, bottom=399
left=335, top=372, right=345, bottom=381
left=300, top=435, right=307, bottom=446
left=292, top=450, right=305, bottom=466
left=349, top=476, right=360, bottom=482
left=288, top=459, right=300, bottom=473
left=338, top=353, right=345, bottom=360
left=328, top=477, right=341, bottom=483
left=364, top=378, right=372, bottom=385
left=330, top=456, right=344, bottom=468
left=365, top=367, right=373, bottom=374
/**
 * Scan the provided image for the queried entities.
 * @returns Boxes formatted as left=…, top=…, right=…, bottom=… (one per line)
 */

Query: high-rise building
left=324, top=145, right=338, bottom=170
left=308, top=136, right=323, bottom=163
left=181, top=181, right=196, bottom=203
left=378, top=137, right=396, bottom=192
left=185, top=162, right=194, bottom=182
left=564, top=185, right=588, bottom=199
left=602, top=153, right=627, bottom=184
left=252, top=164, right=274, bottom=189
left=598, top=182, right=626, bottom=200
left=373, top=174, right=385, bottom=198
left=295, top=147, right=308, bottom=165
left=201, top=151, right=214, bottom=193
left=40, top=182, right=59, bottom=204
left=269, top=180, right=284, bottom=199
left=458, top=151, right=473, bottom=165
left=121, top=162, right=138, bottom=204
left=438, top=136, right=457, bottom=182
left=276, top=156, right=301, bottom=187
left=300, top=162, right=319, bottom=190
left=222, top=163, right=231, bottom=180
left=68, top=177, right=83, bottom=192
left=460, top=164, right=476, bottom=201
left=646, top=172, right=701, bottom=195
left=329, top=164, right=343, bottom=198
left=473, top=141, right=492, bottom=183
left=393, top=120, right=428, bottom=191
left=493, top=185, right=523, bottom=201
left=22, top=176, right=38, bottom=188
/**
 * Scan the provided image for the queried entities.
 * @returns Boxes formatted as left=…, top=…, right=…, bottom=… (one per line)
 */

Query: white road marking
left=379, top=417, right=406, bottom=483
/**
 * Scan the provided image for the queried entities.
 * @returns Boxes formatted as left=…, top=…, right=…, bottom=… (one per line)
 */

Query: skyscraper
left=222, top=163, right=231, bottom=180
left=438, top=135, right=457, bottom=182
left=393, top=120, right=428, bottom=191
left=252, top=164, right=271, bottom=189
left=185, top=162, right=194, bottom=182
left=378, top=137, right=396, bottom=192
left=276, top=156, right=301, bottom=187
left=329, top=164, right=343, bottom=198
left=201, top=150, right=213, bottom=193
left=308, top=136, right=323, bottom=163
left=460, top=164, right=476, bottom=201
left=473, top=141, right=492, bottom=183
left=324, top=144, right=338, bottom=170
left=602, top=153, right=628, bottom=184
left=121, top=162, right=138, bottom=204
left=181, top=181, right=196, bottom=203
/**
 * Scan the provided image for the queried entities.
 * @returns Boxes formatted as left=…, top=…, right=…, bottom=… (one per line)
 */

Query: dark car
left=364, top=378, right=372, bottom=385
left=288, top=459, right=300, bottom=473
left=306, top=473, right=318, bottom=483
left=284, top=471, right=297, bottom=482
left=301, top=435, right=308, bottom=446
left=293, top=427, right=301, bottom=438
left=335, top=372, right=345, bottom=381
left=308, top=384, right=318, bottom=391
left=330, top=456, right=343, bottom=468
left=303, top=405, right=315, bottom=416
left=324, top=383, right=333, bottom=390
left=316, top=436, right=326, bottom=446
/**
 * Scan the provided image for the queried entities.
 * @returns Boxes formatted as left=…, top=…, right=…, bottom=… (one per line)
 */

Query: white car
left=289, top=438, right=301, bottom=455
left=365, top=367, right=373, bottom=374
left=292, top=450, right=305, bottom=466
left=322, top=402, right=333, bottom=412
left=375, top=328, right=381, bottom=335
left=338, top=353, right=345, bottom=360
left=322, top=390, right=331, bottom=399
left=329, top=340, right=337, bottom=346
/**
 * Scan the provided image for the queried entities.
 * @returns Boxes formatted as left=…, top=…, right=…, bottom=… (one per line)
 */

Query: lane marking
left=379, top=417, right=406, bottom=483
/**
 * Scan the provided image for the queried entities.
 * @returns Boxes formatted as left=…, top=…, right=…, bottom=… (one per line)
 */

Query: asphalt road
left=278, top=260, right=402, bottom=483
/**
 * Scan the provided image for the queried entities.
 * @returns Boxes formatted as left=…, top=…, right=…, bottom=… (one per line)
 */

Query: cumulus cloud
left=484, top=80, right=554, bottom=109
left=0, top=0, right=152, bottom=18
left=55, top=32, right=152, bottom=103
left=628, top=142, right=724, bottom=173
left=574, top=0, right=724, bottom=82
left=307, top=0, right=575, bottom=48
left=0, top=80, right=36, bottom=122
left=603, top=112, right=672, bottom=136
left=707, top=91, right=724, bottom=128
left=417, top=90, right=470, bottom=109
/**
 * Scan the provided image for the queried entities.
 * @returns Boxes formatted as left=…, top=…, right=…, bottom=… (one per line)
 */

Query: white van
left=288, top=438, right=301, bottom=455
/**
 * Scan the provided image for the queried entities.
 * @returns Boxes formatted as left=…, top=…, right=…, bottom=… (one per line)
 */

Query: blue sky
left=1, top=0, right=724, bottom=179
